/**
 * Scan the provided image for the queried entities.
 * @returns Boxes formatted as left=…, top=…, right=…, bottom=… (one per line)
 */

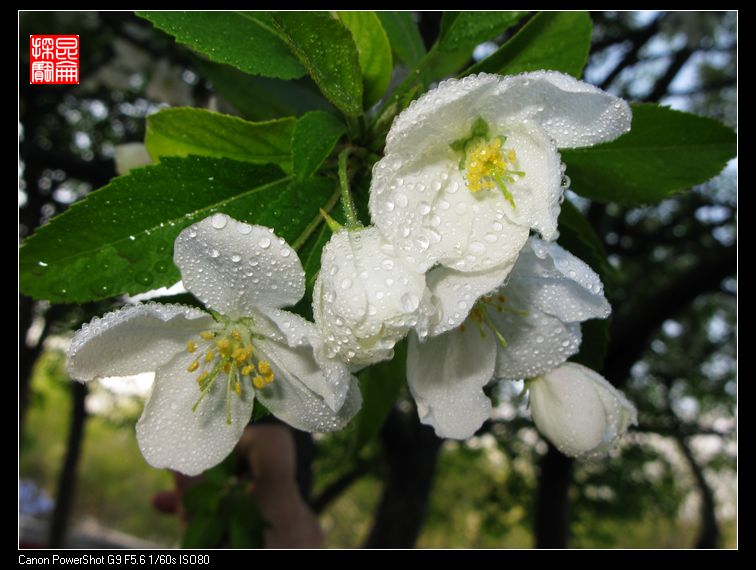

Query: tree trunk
left=48, top=382, right=88, bottom=548
left=675, top=435, right=720, bottom=548
left=364, top=410, right=442, bottom=548
left=534, top=444, right=573, bottom=548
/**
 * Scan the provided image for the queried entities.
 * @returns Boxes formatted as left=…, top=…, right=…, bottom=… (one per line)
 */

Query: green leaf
left=138, top=11, right=305, bottom=80
left=557, top=199, right=614, bottom=287
left=426, top=47, right=475, bottom=82
left=197, top=60, right=333, bottom=121
left=251, top=399, right=270, bottom=422
left=182, top=513, right=225, bottom=548
left=146, top=108, right=295, bottom=172
left=562, top=104, right=737, bottom=206
left=353, top=340, right=407, bottom=454
left=20, top=157, right=334, bottom=303
left=337, top=12, right=393, bottom=108
left=226, top=485, right=267, bottom=549
left=376, top=12, right=426, bottom=67
left=270, top=12, right=364, bottom=116
left=292, top=111, right=346, bottom=180
left=558, top=200, right=613, bottom=372
left=465, top=12, right=592, bottom=78
left=183, top=480, right=223, bottom=514
left=438, top=11, right=529, bottom=52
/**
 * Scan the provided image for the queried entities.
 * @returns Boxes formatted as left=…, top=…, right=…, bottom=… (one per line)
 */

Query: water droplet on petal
left=211, top=213, right=228, bottom=229
left=258, top=237, right=271, bottom=249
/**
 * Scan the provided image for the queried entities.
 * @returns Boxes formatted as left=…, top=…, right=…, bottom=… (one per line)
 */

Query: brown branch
left=597, top=14, right=667, bottom=91
left=604, top=244, right=736, bottom=388
left=311, top=463, right=370, bottom=514
left=674, top=435, right=720, bottom=548
left=641, top=47, right=696, bottom=103
left=48, top=382, right=88, bottom=547
left=363, top=409, right=442, bottom=548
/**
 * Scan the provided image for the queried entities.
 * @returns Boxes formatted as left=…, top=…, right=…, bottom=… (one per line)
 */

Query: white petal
left=313, top=227, right=432, bottom=366
left=407, top=327, right=496, bottom=439
left=383, top=71, right=630, bottom=158
left=499, top=123, right=562, bottom=241
left=529, top=365, right=605, bottom=457
left=490, top=294, right=582, bottom=380
left=385, top=73, right=502, bottom=157
left=492, top=71, right=632, bottom=149
left=369, top=159, right=529, bottom=273
left=529, top=363, right=637, bottom=458
left=578, top=365, right=638, bottom=458
left=261, top=309, right=353, bottom=411
left=253, top=338, right=362, bottom=432
left=512, top=239, right=611, bottom=322
left=67, top=303, right=213, bottom=382
left=114, top=143, right=152, bottom=175
left=136, top=350, right=255, bottom=476
left=174, top=214, right=304, bottom=317
left=426, top=263, right=514, bottom=336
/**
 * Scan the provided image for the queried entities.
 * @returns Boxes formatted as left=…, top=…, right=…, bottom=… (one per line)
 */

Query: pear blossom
left=369, top=71, right=632, bottom=274
left=529, top=362, right=637, bottom=458
left=407, top=237, right=611, bottom=439
left=113, top=143, right=152, bottom=175
left=67, top=213, right=361, bottom=476
left=313, top=226, right=433, bottom=366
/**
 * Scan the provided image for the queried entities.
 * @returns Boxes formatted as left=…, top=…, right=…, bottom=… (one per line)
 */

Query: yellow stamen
left=252, top=375, right=266, bottom=389
left=205, top=350, right=215, bottom=362
left=231, top=330, right=242, bottom=341
left=242, top=365, right=255, bottom=376
left=186, top=340, right=198, bottom=353
left=197, top=371, right=210, bottom=386
left=263, top=372, right=275, bottom=385
left=187, top=360, right=199, bottom=372
left=217, top=338, right=232, bottom=356
left=234, top=379, right=241, bottom=396
left=200, top=331, right=216, bottom=340
left=257, top=360, right=272, bottom=375
left=223, top=361, right=232, bottom=374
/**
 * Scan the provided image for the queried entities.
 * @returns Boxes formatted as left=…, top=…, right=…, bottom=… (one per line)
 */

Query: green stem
left=291, top=189, right=341, bottom=251
left=338, top=147, right=361, bottom=229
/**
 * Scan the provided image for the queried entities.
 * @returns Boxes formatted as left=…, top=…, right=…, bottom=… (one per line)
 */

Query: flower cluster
left=68, top=71, right=638, bottom=475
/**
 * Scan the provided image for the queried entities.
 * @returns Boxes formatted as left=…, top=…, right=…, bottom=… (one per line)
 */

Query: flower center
left=450, top=117, right=525, bottom=207
left=185, top=320, right=274, bottom=424
left=460, top=293, right=528, bottom=348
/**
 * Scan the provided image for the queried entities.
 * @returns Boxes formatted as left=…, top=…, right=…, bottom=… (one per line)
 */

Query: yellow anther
left=200, top=331, right=216, bottom=340
left=231, top=330, right=242, bottom=341
left=187, top=360, right=200, bottom=373
left=252, top=375, right=266, bottom=389
left=461, top=134, right=522, bottom=202
left=197, top=371, right=210, bottom=386
left=205, top=350, right=215, bottom=363
left=232, top=347, right=245, bottom=361
left=223, top=362, right=232, bottom=374
left=217, top=338, right=232, bottom=356
left=186, top=341, right=198, bottom=353
left=234, top=379, right=241, bottom=396
left=263, top=372, right=275, bottom=385
left=242, top=365, right=255, bottom=376
left=257, top=361, right=272, bottom=375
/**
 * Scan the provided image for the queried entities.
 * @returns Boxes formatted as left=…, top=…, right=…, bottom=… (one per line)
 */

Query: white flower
left=529, top=362, right=637, bottom=459
left=369, top=71, right=631, bottom=274
left=67, top=214, right=361, bottom=476
left=114, top=143, right=152, bottom=175
left=313, top=226, right=433, bottom=366
left=407, top=237, right=610, bottom=439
